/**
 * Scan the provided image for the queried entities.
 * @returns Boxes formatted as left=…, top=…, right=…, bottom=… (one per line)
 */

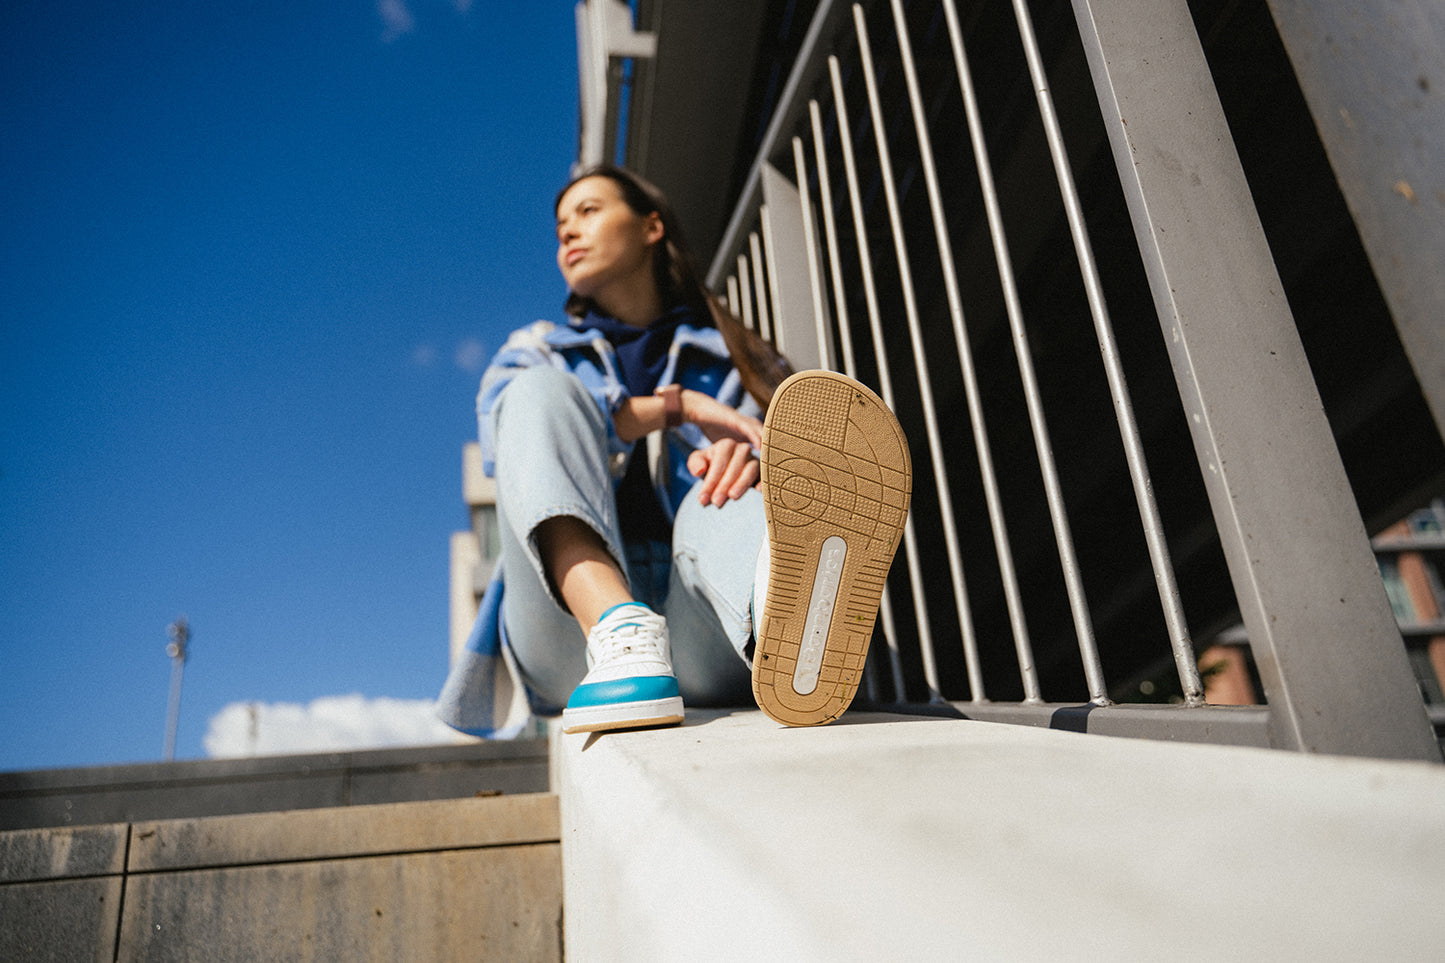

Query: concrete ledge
left=129, top=793, right=559, bottom=871
left=555, top=709, right=1445, bottom=960
left=0, top=739, right=549, bottom=831
left=0, top=823, right=128, bottom=883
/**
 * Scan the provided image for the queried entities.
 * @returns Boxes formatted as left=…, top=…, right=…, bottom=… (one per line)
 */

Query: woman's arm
left=611, top=393, right=672, bottom=444
left=613, top=388, right=763, bottom=447
left=612, top=388, right=766, bottom=506
left=614, top=389, right=764, bottom=443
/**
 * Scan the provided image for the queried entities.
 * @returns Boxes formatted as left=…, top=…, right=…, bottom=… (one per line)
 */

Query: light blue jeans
left=490, top=365, right=760, bottom=709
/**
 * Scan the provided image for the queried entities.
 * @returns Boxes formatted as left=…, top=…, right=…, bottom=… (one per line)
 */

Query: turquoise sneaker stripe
left=567, top=675, right=680, bottom=708
left=597, top=601, right=654, bottom=623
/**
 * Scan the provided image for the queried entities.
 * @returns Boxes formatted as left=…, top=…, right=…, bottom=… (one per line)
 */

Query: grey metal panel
left=1071, top=0, right=1440, bottom=760
left=1266, top=0, right=1445, bottom=439
left=628, top=0, right=775, bottom=258
left=749, top=231, right=773, bottom=342
left=760, top=162, right=824, bottom=372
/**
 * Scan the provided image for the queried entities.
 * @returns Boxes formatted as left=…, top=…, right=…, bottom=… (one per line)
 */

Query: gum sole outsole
left=752, top=370, right=912, bottom=726
left=560, top=712, right=685, bottom=735
left=560, top=700, right=685, bottom=735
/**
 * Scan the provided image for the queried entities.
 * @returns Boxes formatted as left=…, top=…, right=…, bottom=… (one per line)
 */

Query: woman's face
left=555, top=175, right=663, bottom=307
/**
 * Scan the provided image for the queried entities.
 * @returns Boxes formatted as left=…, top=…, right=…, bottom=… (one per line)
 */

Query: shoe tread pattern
left=753, top=371, right=911, bottom=726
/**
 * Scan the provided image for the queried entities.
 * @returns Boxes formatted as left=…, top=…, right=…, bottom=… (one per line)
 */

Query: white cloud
left=377, top=0, right=415, bottom=42
left=203, top=694, right=459, bottom=758
left=453, top=337, right=487, bottom=373
left=377, top=0, right=472, bottom=42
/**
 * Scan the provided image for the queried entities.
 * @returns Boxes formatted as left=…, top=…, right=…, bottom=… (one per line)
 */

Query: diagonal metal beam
left=1071, top=0, right=1439, bottom=760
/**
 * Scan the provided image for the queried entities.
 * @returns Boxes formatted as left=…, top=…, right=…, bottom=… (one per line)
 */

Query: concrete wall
left=556, top=709, right=1445, bottom=961
left=1, top=793, right=561, bottom=962
left=0, top=740, right=549, bottom=832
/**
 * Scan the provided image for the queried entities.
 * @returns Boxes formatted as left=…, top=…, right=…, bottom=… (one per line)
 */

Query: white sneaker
left=561, top=603, right=685, bottom=734
left=751, top=370, right=912, bottom=726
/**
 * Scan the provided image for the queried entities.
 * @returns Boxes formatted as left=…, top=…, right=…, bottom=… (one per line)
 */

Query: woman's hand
left=687, top=438, right=760, bottom=506
left=680, top=390, right=764, bottom=449
left=616, top=387, right=764, bottom=504
left=680, top=390, right=764, bottom=506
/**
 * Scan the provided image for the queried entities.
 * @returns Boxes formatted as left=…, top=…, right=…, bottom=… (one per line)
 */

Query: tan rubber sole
left=560, top=712, right=685, bottom=735
left=752, top=370, right=912, bottom=726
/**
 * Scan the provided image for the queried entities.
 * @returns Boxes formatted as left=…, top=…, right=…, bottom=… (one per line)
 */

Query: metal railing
left=582, top=0, right=1442, bottom=760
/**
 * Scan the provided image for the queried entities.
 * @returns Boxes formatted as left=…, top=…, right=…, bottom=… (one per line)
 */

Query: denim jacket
left=436, top=316, right=755, bottom=737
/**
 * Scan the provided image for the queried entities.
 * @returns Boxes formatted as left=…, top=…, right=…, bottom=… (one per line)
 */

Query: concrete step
left=1, top=793, right=561, bottom=961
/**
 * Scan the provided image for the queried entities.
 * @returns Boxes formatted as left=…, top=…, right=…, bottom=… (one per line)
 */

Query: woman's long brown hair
left=556, top=164, right=793, bottom=412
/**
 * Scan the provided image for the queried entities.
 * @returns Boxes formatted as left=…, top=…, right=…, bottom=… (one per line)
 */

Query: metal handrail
left=595, top=0, right=1441, bottom=759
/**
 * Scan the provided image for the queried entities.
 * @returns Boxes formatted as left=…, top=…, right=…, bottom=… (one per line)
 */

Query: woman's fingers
left=687, top=439, right=760, bottom=505
left=700, top=441, right=730, bottom=503
left=686, top=447, right=711, bottom=480
left=720, top=439, right=759, bottom=504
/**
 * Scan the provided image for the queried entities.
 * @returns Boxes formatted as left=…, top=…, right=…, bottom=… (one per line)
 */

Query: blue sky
left=1, top=1, right=580, bottom=770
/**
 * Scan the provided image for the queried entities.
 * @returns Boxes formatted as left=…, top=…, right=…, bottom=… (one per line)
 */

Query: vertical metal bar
left=893, top=0, right=1105, bottom=702
left=809, top=99, right=909, bottom=703
left=890, top=0, right=1041, bottom=702
left=857, top=4, right=989, bottom=702
left=1008, top=0, right=1200, bottom=704
left=791, top=136, right=837, bottom=373
left=809, top=101, right=859, bottom=380
left=163, top=617, right=189, bottom=762
left=761, top=162, right=824, bottom=369
left=749, top=231, right=773, bottom=343
left=759, top=202, right=787, bottom=357
left=829, top=53, right=935, bottom=701
left=726, top=274, right=741, bottom=318
left=788, top=136, right=884, bottom=705
left=1071, top=0, right=1440, bottom=759
left=870, top=0, right=1109, bottom=702
left=736, top=254, right=756, bottom=332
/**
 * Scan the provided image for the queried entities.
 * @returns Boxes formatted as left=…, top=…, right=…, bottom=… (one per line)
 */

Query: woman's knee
left=673, top=483, right=764, bottom=550
left=499, top=365, right=589, bottom=411
left=492, top=366, right=604, bottom=448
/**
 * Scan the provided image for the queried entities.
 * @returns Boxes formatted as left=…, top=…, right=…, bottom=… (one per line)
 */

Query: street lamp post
left=164, top=617, right=189, bottom=761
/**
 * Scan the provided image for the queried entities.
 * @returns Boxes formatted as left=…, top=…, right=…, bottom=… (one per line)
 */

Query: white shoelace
left=587, top=607, right=668, bottom=666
